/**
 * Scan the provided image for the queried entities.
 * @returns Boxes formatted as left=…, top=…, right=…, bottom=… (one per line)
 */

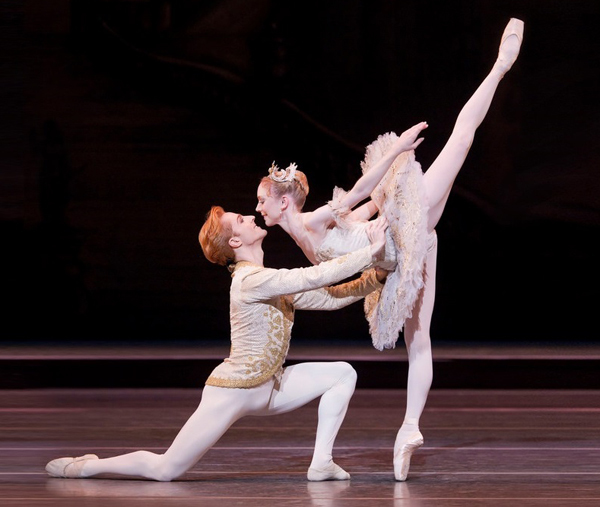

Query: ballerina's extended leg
left=423, top=18, right=524, bottom=232
left=495, top=18, right=524, bottom=76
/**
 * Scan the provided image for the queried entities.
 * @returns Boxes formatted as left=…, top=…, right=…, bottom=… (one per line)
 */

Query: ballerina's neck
left=282, top=215, right=324, bottom=265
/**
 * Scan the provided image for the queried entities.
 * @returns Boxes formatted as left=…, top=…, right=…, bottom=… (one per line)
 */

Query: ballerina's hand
left=394, top=121, right=428, bottom=153
left=366, top=216, right=388, bottom=261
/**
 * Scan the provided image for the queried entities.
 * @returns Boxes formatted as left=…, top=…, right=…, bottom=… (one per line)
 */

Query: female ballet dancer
left=45, top=206, right=388, bottom=482
left=255, top=19, right=524, bottom=481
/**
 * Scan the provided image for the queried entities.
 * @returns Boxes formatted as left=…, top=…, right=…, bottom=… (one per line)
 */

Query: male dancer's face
left=221, top=212, right=267, bottom=248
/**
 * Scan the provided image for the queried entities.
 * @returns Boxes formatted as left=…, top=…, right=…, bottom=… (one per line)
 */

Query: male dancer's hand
left=375, top=267, right=390, bottom=283
left=366, top=216, right=388, bottom=262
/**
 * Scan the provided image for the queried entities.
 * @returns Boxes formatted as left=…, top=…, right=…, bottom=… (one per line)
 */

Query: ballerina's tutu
left=319, top=132, right=432, bottom=350
left=363, top=132, right=433, bottom=349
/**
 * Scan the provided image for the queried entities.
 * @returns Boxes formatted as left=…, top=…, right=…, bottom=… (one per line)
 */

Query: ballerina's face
left=256, top=182, right=282, bottom=226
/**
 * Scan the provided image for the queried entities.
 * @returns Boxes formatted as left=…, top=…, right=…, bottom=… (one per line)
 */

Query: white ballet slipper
left=45, top=454, right=98, bottom=478
left=307, top=462, right=350, bottom=481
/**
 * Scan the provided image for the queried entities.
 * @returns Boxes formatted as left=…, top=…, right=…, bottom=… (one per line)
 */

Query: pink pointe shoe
left=496, top=18, right=524, bottom=75
left=45, top=454, right=99, bottom=478
left=393, top=431, right=423, bottom=481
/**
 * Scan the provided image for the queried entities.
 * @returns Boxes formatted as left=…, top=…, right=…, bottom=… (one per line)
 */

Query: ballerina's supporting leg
left=423, top=18, right=524, bottom=232
left=394, top=235, right=438, bottom=481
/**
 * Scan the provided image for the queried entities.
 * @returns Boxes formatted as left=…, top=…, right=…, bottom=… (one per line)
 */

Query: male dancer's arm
left=241, top=246, right=376, bottom=303
left=292, top=269, right=383, bottom=311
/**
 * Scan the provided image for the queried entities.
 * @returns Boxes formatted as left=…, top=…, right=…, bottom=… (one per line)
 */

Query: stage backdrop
left=3, top=0, right=599, bottom=345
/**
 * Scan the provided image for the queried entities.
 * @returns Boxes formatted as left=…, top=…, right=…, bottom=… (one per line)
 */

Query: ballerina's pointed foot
left=393, top=431, right=423, bottom=482
left=45, top=454, right=99, bottom=478
left=307, top=462, right=351, bottom=481
left=496, top=18, right=524, bottom=75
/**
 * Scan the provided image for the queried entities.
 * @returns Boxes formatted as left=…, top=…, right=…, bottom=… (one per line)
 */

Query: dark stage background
left=2, top=0, right=599, bottom=346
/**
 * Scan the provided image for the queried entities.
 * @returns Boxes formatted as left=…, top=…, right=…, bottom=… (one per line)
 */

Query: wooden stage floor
left=2, top=387, right=600, bottom=506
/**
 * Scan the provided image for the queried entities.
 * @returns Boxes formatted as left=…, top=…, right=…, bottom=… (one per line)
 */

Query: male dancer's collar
left=230, top=260, right=263, bottom=276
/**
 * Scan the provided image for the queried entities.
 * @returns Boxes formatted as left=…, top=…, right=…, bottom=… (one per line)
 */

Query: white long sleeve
left=205, top=246, right=376, bottom=389
left=293, top=269, right=383, bottom=311
left=241, top=246, right=374, bottom=303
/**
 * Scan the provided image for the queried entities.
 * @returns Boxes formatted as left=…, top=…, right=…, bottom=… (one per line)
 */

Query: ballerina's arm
left=348, top=200, right=379, bottom=222
left=301, top=123, right=426, bottom=234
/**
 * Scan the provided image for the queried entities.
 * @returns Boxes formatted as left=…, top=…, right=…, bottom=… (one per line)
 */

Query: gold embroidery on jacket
left=206, top=300, right=293, bottom=389
left=325, top=269, right=379, bottom=299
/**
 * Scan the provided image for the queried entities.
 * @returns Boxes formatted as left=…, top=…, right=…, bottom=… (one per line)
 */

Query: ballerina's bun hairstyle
left=199, top=205, right=235, bottom=266
left=261, top=162, right=309, bottom=209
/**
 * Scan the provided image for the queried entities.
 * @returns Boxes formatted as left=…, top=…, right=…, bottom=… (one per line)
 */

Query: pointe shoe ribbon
left=393, top=431, right=423, bottom=482
left=307, top=462, right=350, bottom=482
left=45, top=454, right=99, bottom=478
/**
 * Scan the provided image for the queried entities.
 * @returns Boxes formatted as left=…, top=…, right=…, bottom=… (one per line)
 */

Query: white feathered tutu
left=329, top=132, right=431, bottom=350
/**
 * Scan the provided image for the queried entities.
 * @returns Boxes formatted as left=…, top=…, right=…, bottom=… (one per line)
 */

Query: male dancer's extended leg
left=256, top=362, right=357, bottom=481
left=47, top=383, right=274, bottom=481
left=46, top=363, right=356, bottom=482
left=394, top=233, right=438, bottom=481
left=423, top=18, right=523, bottom=232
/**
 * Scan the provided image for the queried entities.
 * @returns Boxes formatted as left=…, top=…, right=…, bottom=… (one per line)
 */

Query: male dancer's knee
left=147, top=455, right=187, bottom=482
left=332, top=361, right=357, bottom=390
left=319, top=362, right=357, bottom=417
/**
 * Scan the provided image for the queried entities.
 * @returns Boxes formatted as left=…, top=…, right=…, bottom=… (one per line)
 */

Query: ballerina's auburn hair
left=199, top=205, right=235, bottom=266
left=260, top=162, right=310, bottom=209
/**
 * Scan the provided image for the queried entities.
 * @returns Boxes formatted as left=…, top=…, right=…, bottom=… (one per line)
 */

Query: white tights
left=399, top=57, right=510, bottom=437
left=424, top=62, right=507, bottom=233
left=81, top=361, right=357, bottom=481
